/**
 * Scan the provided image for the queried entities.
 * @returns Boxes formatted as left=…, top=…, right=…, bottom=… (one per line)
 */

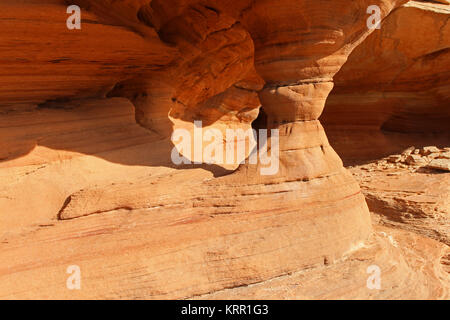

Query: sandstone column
left=212, top=0, right=408, bottom=260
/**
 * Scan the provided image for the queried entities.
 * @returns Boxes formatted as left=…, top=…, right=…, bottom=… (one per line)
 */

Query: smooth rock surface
left=322, top=1, right=450, bottom=163
left=0, top=0, right=448, bottom=299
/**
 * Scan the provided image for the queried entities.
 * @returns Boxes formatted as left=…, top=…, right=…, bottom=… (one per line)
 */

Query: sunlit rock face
left=323, top=1, right=450, bottom=163
left=0, top=0, right=448, bottom=300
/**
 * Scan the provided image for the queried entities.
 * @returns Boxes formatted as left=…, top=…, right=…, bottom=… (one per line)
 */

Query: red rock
left=322, top=1, right=450, bottom=163
left=0, top=0, right=447, bottom=300
left=406, top=154, right=428, bottom=166
left=421, top=146, right=441, bottom=156
left=427, top=158, right=450, bottom=171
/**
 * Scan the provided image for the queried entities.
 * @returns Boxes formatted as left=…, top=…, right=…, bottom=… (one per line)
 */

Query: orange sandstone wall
left=323, top=1, right=450, bottom=163
left=4, top=0, right=446, bottom=300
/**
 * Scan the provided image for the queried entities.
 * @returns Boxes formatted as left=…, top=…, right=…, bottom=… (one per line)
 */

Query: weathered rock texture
left=349, top=146, right=450, bottom=246
left=323, top=0, right=450, bottom=163
left=0, top=0, right=448, bottom=299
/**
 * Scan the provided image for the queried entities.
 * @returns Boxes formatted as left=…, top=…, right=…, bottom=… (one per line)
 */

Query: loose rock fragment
left=406, top=154, right=428, bottom=166
left=420, top=146, right=440, bottom=156
left=427, top=159, right=450, bottom=172
left=388, top=155, right=403, bottom=163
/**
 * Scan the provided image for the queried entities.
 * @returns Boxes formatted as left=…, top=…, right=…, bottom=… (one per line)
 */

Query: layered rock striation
left=322, top=0, right=450, bottom=163
left=0, top=0, right=448, bottom=299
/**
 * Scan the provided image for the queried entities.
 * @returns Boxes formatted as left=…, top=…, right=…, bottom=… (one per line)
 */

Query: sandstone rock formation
left=0, top=0, right=448, bottom=299
left=349, top=147, right=450, bottom=246
left=323, top=0, right=450, bottom=163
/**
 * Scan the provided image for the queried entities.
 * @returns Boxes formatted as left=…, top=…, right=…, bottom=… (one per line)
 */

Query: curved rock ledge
left=323, top=0, right=450, bottom=162
left=0, top=0, right=448, bottom=299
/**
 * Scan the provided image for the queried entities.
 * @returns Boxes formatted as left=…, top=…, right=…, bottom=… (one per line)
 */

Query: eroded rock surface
left=0, top=0, right=448, bottom=299
left=349, top=147, right=450, bottom=246
left=323, top=0, right=450, bottom=163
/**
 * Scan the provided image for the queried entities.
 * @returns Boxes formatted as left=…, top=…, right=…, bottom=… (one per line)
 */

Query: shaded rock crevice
left=0, top=0, right=448, bottom=300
